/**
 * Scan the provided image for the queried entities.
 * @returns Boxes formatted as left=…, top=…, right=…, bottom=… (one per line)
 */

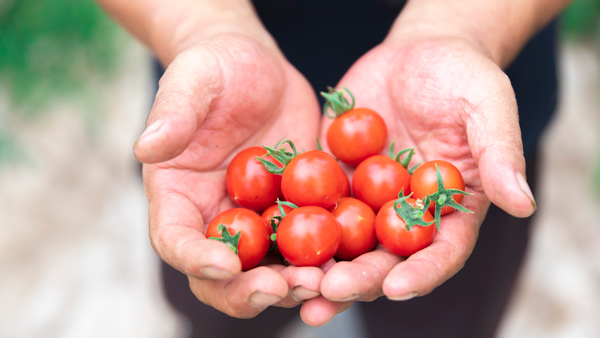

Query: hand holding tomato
left=320, top=36, right=536, bottom=305
left=135, top=32, right=348, bottom=324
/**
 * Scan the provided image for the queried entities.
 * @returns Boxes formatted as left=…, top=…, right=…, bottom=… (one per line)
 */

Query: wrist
left=97, top=0, right=278, bottom=66
left=384, top=1, right=515, bottom=67
left=149, top=3, right=277, bottom=65
left=385, top=0, right=569, bottom=68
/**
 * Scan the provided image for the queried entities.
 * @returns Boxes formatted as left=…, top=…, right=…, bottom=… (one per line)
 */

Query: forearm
left=387, top=0, right=573, bottom=68
left=96, top=0, right=276, bottom=65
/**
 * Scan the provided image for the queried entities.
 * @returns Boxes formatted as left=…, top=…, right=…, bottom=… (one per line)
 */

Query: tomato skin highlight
left=281, top=150, right=344, bottom=209
left=329, top=197, right=377, bottom=260
left=226, top=147, right=283, bottom=211
left=375, top=199, right=436, bottom=257
left=352, top=155, right=411, bottom=212
left=410, top=160, right=465, bottom=215
left=277, top=206, right=341, bottom=267
left=260, top=204, right=294, bottom=235
left=327, top=108, right=388, bottom=166
left=206, top=208, right=270, bottom=271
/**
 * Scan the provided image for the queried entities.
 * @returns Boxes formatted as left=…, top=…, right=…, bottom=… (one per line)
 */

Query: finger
left=280, top=265, right=324, bottom=303
left=467, top=71, right=536, bottom=217
left=274, top=259, right=333, bottom=308
left=189, top=266, right=288, bottom=318
left=300, top=296, right=354, bottom=327
left=134, top=47, right=224, bottom=163
left=148, top=187, right=241, bottom=279
left=267, top=265, right=304, bottom=308
left=382, top=197, right=486, bottom=300
left=135, top=37, right=290, bottom=166
left=321, top=249, right=402, bottom=302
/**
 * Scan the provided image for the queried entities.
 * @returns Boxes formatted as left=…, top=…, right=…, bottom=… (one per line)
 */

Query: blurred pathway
left=0, top=42, right=184, bottom=338
left=497, top=42, right=600, bottom=338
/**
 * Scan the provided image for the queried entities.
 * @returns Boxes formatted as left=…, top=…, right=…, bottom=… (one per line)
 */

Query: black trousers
left=161, top=151, right=539, bottom=338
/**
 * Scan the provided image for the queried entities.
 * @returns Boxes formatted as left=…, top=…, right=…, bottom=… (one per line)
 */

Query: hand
left=319, top=36, right=537, bottom=303
left=137, top=33, right=349, bottom=325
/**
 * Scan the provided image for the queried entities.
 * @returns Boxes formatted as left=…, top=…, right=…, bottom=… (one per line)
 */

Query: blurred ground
left=0, top=34, right=599, bottom=338
left=0, top=42, right=185, bottom=338
left=497, top=42, right=600, bottom=338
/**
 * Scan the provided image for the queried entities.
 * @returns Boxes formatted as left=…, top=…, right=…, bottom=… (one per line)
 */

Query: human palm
left=320, top=38, right=535, bottom=301
left=137, top=34, right=342, bottom=320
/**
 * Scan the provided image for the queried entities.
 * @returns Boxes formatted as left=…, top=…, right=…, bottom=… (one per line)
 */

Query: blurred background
left=0, top=0, right=599, bottom=337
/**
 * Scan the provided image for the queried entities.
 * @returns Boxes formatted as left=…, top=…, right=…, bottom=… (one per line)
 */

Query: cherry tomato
left=410, top=160, right=465, bottom=215
left=277, top=206, right=341, bottom=266
left=226, top=147, right=283, bottom=211
left=206, top=208, right=270, bottom=271
left=375, top=199, right=436, bottom=256
left=352, top=155, right=411, bottom=212
left=282, top=150, right=344, bottom=209
left=327, top=108, right=388, bottom=166
left=260, top=204, right=294, bottom=235
left=329, top=197, right=377, bottom=260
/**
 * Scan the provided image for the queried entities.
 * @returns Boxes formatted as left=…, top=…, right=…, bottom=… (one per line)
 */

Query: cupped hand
left=319, top=37, right=537, bottom=303
left=137, top=33, right=347, bottom=324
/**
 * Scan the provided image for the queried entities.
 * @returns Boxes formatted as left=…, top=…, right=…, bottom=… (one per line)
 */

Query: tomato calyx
left=429, top=164, right=473, bottom=230
left=268, top=199, right=298, bottom=246
left=393, top=190, right=434, bottom=231
left=321, top=86, right=355, bottom=119
left=256, top=140, right=298, bottom=175
left=388, top=141, right=421, bottom=174
left=208, top=224, right=241, bottom=255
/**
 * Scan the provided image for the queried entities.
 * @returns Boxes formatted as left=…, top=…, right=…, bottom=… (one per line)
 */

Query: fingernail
left=327, top=293, right=361, bottom=302
left=516, top=172, right=536, bottom=210
left=289, top=285, right=320, bottom=302
left=249, top=291, right=282, bottom=309
left=199, top=266, right=234, bottom=280
left=388, top=291, right=418, bottom=301
left=137, top=119, right=163, bottom=143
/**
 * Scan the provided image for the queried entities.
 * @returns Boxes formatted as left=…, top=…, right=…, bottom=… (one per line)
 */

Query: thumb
left=134, top=48, right=223, bottom=163
left=468, top=73, right=536, bottom=218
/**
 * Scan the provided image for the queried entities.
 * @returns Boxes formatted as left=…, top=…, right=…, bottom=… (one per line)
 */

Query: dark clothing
left=160, top=1, right=557, bottom=337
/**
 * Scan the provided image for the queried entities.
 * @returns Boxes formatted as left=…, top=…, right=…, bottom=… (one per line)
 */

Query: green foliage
left=0, top=127, right=21, bottom=165
left=562, top=0, right=600, bottom=40
left=0, top=0, right=122, bottom=113
left=562, top=1, right=600, bottom=197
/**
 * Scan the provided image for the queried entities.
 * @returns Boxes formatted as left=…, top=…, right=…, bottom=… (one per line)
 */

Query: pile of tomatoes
left=207, top=87, right=471, bottom=270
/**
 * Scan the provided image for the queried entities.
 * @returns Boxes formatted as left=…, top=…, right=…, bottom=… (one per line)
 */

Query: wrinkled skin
left=319, top=37, right=535, bottom=303
left=138, top=33, right=535, bottom=324
left=138, top=34, right=352, bottom=325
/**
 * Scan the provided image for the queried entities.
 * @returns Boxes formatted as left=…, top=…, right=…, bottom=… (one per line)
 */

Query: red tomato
left=206, top=208, right=270, bottom=271
left=352, top=155, right=411, bottom=212
left=226, top=147, right=283, bottom=211
left=339, top=167, right=351, bottom=198
left=410, top=160, right=465, bottom=215
left=277, top=206, right=341, bottom=266
left=327, top=108, right=388, bottom=166
left=260, top=204, right=294, bottom=235
left=329, top=197, right=377, bottom=260
left=282, top=150, right=344, bottom=209
left=375, top=199, right=436, bottom=256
